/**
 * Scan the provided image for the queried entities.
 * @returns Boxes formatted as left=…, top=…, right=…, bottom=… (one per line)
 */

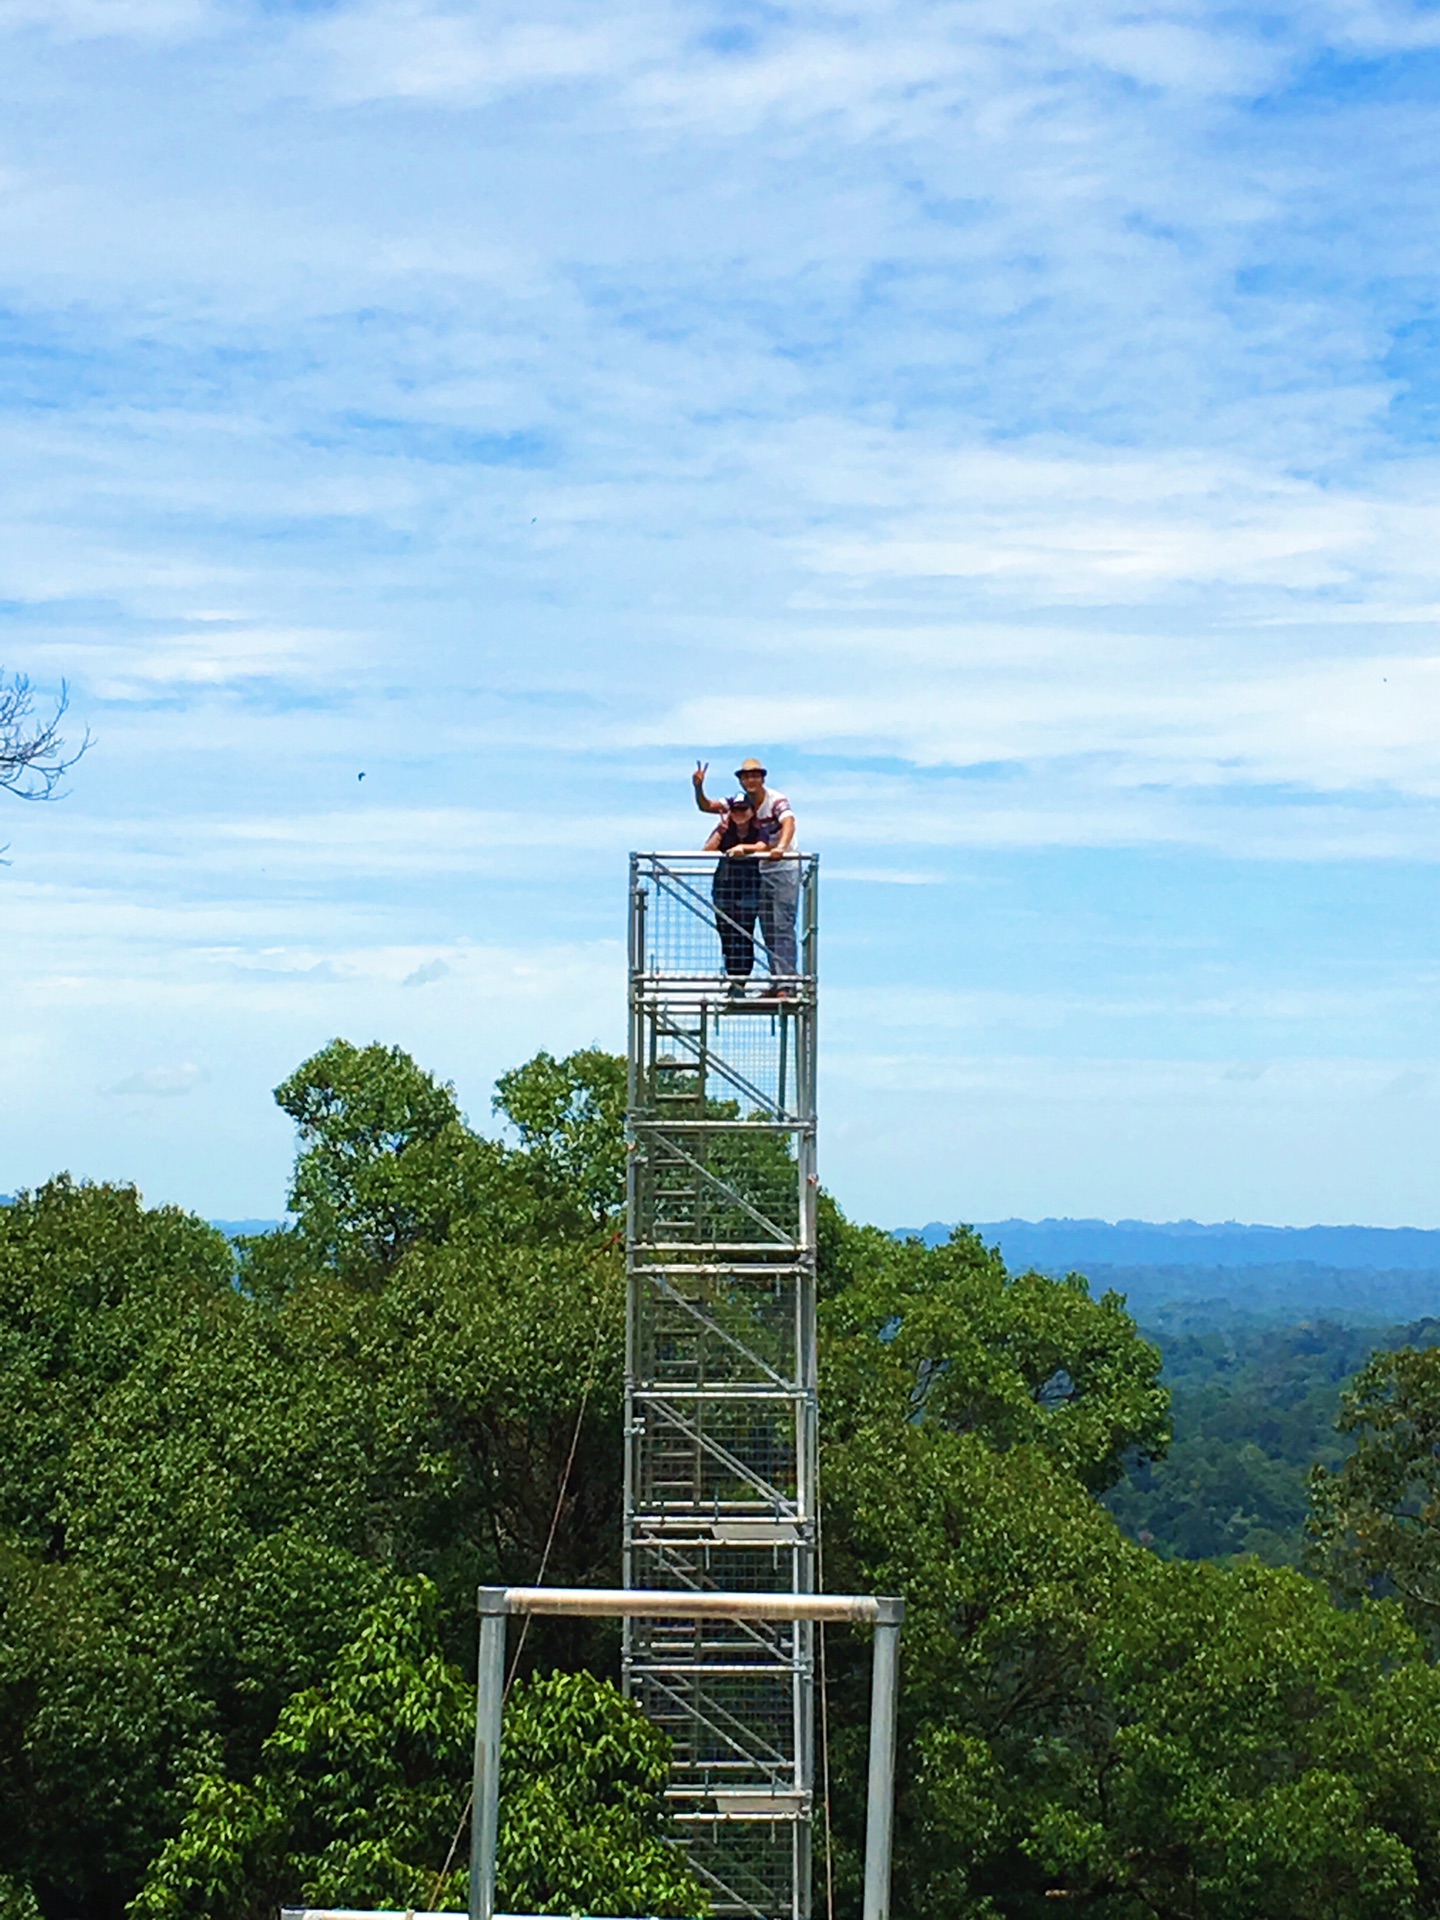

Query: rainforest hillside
left=5, top=1042, right=1440, bottom=1920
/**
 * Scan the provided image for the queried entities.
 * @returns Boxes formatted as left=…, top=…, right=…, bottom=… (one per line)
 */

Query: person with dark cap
left=692, top=755, right=798, bottom=983
left=704, top=791, right=770, bottom=987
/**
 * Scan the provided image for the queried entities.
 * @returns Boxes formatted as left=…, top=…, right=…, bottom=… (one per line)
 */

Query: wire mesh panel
left=633, top=1395, right=799, bottom=1511
left=626, top=853, right=818, bottom=1920
left=632, top=852, right=815, bottom=991
left=680, top=1821, right=799, bottom=1920
left=633, top=1267, right=801, bottom=1389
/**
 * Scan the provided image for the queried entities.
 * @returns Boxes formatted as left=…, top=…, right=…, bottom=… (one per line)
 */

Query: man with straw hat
left=692, top=756, right=798, bottom=985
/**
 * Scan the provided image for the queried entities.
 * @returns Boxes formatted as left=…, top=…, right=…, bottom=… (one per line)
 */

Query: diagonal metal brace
left=644, top=1131, right=793, bottom=1244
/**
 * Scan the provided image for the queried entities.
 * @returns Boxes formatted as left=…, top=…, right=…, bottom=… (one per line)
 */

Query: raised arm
left=692, top=760, right=726, bottom=815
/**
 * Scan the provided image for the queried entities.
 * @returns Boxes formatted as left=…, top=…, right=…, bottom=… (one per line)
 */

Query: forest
left=1107, top=1315, right=1440, bottom=1565
left=5, top=1039, right=1440, bottom=1920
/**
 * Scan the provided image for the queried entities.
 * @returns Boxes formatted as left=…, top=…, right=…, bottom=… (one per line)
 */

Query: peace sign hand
left=692, top=760, right=708, bottom=790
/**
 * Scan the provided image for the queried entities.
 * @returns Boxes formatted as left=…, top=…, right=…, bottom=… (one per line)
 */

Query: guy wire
left=817, top=1459, right=836, bottom=1920
left=424, top=1257, right=610, bottom=1912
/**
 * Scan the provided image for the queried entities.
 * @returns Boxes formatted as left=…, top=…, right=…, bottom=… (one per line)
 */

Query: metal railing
left=628, top=851, right=817, bottom=998
left=281, top=1585, right=902, bottom=1920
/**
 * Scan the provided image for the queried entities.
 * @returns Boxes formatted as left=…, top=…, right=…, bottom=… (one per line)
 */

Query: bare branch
left=0, top=672, right=91, bottom=802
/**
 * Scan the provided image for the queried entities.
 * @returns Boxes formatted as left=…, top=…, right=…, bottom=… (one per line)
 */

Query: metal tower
left=624, top=850, right=820, bottom=1920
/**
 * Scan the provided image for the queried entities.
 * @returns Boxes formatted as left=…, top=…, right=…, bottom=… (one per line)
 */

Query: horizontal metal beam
left=630, top=1118, right=810, bottom=1133
left=631, top=1386, right=806, bottom=1401
left=636, top=850, right=812, bottom=861
left=633, top=1241, right=807, bottom=1255
left=632, top=1261, right=808, bottom=1275
left=493, top=1585, right=897, bottom=1624
left=630, top=1661, right=800, bottom=1676
left=631, top=983, right=813, bottom=1002
left=630, top=1522, right=809, bottom=1545
left=630, top=1500, right=804, bottom=1513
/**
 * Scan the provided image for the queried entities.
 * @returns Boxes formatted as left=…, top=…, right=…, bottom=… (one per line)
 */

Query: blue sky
left=3, top=0, right=1440, bottom=1227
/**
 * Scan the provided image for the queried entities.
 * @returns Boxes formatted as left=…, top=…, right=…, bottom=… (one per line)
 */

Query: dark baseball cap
left=727, top=793, right=757, bottom=811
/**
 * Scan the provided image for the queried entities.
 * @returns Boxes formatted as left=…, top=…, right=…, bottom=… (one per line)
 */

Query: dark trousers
left=713, top=860, right=762, bottom=977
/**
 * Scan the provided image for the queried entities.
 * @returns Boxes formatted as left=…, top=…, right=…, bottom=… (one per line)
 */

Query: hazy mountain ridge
left=896, top=1217, right=1440, bottom=1270
left=891, top=1220, right=1440, bottom=1327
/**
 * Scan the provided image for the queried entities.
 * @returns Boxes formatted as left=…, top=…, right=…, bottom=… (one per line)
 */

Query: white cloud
left=297, top=4, right=657, bottom=105
left=2, top=0, right=1440, bottom=1222
left=85, top=625, right=360, bottom=699
left=645, top=639, right=1440, bottom=816
left=403, top=956, right=452, bottom=985
left=0, top=0, right=214, bottom=39
left=108, top=1060, right=207, bottom=1096
left=802, top=474, right=1373, bottom=595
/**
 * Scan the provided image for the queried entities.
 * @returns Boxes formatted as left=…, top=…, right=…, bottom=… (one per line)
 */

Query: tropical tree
left=1309, top=1342, right=1440, bottom=1645
left=1068, top=1557, right=1440, bottom=1920
left=11, top=1043, right=1440, bottom=1920
left=817, top=1212, right=1440, bottom=1919
left=822, top=1221, right=1170, bottom=1492
left=492, top=1047, right=628, bottom=1226
left=131, top=1580, right=706, bottom=1920
left=0, top=1045, right=630, bottom=1918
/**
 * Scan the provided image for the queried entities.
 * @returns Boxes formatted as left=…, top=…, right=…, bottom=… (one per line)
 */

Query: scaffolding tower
left=624, top=850, right=819, bottom=1920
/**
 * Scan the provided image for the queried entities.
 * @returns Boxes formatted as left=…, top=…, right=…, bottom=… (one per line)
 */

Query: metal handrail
left=462, top=1587, right=902, bottom=1920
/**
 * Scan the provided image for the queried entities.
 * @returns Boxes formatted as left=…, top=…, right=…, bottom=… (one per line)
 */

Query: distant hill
left=0, top=1197, right=284, bottom=1239
left=890, top=1219, right=1440, bottom=1327
left=897, top=1217, right=1440, bottom=1271
left=1072, top=1262, right=1440, bottom=1329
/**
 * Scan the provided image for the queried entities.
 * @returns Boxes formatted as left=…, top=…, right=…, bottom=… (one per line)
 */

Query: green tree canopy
left=1069, top=1558, right=1440, bottom=1920
left=273, top=1039, right=501, bottom=1283
left=818, top=1206, right=1440, bottom=1920
left=823, top=1222, right=1170, bottom=1493
left=493, top=1046, right=628, bottom=1226
left=9, top=1041, right=1440, bottom=1920
left=132, top=1579, right=706, bottom=1920
left=0, top=1044, right=630, bottom=1919
left=1310, top=1342, right=1440, bottom=1645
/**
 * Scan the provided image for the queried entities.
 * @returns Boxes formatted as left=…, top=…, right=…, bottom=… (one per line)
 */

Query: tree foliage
left=0, top=1045, right=629, bottom=1919
left=273, top=1039, right=499, bottom=1282
left=1070, top=1558, right=1440, bottom=1920
left=499, top=1668, right=706, bottom=1918
left=493, top=1046, right=628, bottom=1226
left=6, top=1040, right=1440, bottom=1920
left=1106, top=1319, right=1440, bottom=1567
left=1309, top=1343, right=1440, bottom=1646
left=133, top=1578, right=704, bottom=1920
left=823, top=1223, right=1170, bottom=1493
left=817, top=1209, right=1440, bottom=1920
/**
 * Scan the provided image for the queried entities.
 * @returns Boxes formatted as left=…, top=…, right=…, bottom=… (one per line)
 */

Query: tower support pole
left=862, top=1598, right=905, bottom=1920
left=470, top=1589, right=508, bottom=1920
